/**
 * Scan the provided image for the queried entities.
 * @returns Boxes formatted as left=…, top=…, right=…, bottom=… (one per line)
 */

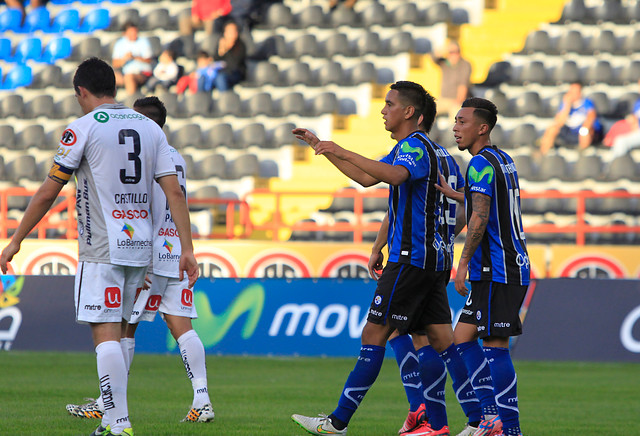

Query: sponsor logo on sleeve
left=60, top=129, right=77, bottom=146
left=94, top=112, right=109, bottom=123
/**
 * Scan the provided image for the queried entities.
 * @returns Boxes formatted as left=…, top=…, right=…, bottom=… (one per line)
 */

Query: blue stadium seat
left=78, top=8, right=110, bottom=33
left=11, top=37, right=42, bottom=63
left=1, top=64, right=33, bottom=90
left=48, top=8, right=80, bottom=33
left=0, top=8, right=22, bottom=33
left=50, top=0, right=76, bottom=4
left=42, top=37, right=72, bottom=64
left=0, top=38, right=11, bottom=61
left=20, top=7, right=51, bottom=33
left=79, top=0, right=103, bottom=4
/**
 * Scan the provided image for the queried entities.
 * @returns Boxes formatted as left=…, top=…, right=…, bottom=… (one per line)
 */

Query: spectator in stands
left=212, top=20, right=246, bottom=91
left=605, top=81, right=640, bottom=158
left=179, top=0, right=232, bottom=36
left=176, top=50, right=223, bottom=94
left=329, top=0, right=357, bottom=11
left=112, top=21, right=153, bottom=95
left=145, top=49, right=183, bottom=93
left=539, top=81, right=603, bottom=154
left=431, top=40, right=472, bottom=117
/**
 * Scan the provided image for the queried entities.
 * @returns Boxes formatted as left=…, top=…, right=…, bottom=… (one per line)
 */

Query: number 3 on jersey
left=119, top=129, right=141, bottom=184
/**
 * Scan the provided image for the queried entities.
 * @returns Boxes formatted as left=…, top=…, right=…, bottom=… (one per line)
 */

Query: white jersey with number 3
left=151, top=146, right=187, bottom=278
left=54, top=103, right=176, bottom=266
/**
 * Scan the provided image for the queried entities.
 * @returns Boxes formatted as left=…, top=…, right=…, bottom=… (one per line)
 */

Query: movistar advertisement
left=134, top=278, right=473, bottom=356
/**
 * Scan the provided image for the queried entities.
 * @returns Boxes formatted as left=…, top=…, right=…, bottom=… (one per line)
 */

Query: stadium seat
left=196, top=153, right=226, bottom=179
left=391, top=3, right=420, bottom=26
left=1, top=65, right=32, bottom=90
left=279, top=92, right=306, bottom=116
left=56, top=94, right=83, bottom=118
left=111, top=8, right=140, bottom=31
left=204, top=123, right=234, bottom=149
left=512, top=155, right=536, bottom=181
left=0, top=7, right=22, bottom=33
left=6, top=155, right=38, bottom=182
left=78, top=8, right=110, bottom=33
left=537, top=154, right=569, bottom=181
left=198, top=34, right=219, bottom=57
left=559, top=0, right=588, bottom=23
left=591, top=0, right=624, bottom=23
left=296, top=5, right=326, bottom=29
left=507, top=124, right=538, bottom=148
left=0, top=125, right=16, bottom=148
left=425, top=2, right=452, bottom=25
left=245, top=92, right=274, bottom=117
left=511, top=91, right=544, bottom=117
left=214, top=91, right=242, bottom=117
left=0, top=38, right=11, bottom=60
left=330, top=6, right=358, bottom=27
left=571, top=155, right=602, bottom=181
left=556, top=29, right=585, bottom=54
left=587, top=29, right=618, bottom=54
left=521, top=30, right=553, bottom=54
left=229, top=153, right=260, bottom=179
left=168, top=35, right=196, bottom=59
left=386, top=32, right=414, bottom=56
left=360, top=2, right=388, bottom=26
left=311, top=92, right=339, bottom=116
left=516, top=60, right=547, bottom=85
left=551, top=60, right=580, bottom=85
left=171, top=124, right=202, bottom=149
left=583, top=60, right=615, bottom=86
left=482, top=88, right=509, bottom=115
left=618, top=60, right=640, bottom=85
left=48, top=8, right=80, bottom=33
left=11, top=38, right=42, bottom=63
left=355, top=32, right=381, bottom=56
left=155, top=91, right=178, bottom=116
left=262, top=2, right=294, bottom=29
left=70, top=37, right=102, bottom=61
left=292, top=34, right=319, bottom=58
left=622, top=30, right=640, bottom=55
left=324, top=32, right=352, bottom=58
left=271, top=122, right=296, bottom=147
left=25, top=95, right=55, bottom=119
left=180, top=92, right=213, bottom=118
left=584, top=91, right=611, bottom=117
left=142, top=8, right=170, bottom=30
left=316, top=61, right=345, bottom=86
left=46, top=124, right=68, bottom=150
left=50, top=0, right=75, bottom=4
left=612, top=92, right=640, bottom=118
left=237, top=123, right=268, bottom=148
left=42, top=37, right=72, bottom=64
left=627, top=1, right=640, bottom=23
left=248, top=62, right=280, bottom=87
left=284, top=62, right=313, bottom=86
left=20, top=7, right=51, bottom=33
left=147, top=36, right=162, bottom=58
left=17, top=125, right=46, bottom=149
left=350, top=61, right=377, bottom=85
left=605, top=155, right=639, bottom=181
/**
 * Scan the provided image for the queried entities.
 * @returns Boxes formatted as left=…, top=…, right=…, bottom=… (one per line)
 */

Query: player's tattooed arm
left=459, top=192, right=490, bottom=263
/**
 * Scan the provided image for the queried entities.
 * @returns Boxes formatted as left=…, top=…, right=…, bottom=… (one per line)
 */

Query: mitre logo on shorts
left=60, top=129, right=76, bottom=146
left=145, top=295, right=161, bottom=311
left=94, top=111, right=109, bottom=123
left=181, top=289, right=193, bottom=307
left=104, top=287, right=122, bottom=308
left=374, top=295, right=382, bottom=306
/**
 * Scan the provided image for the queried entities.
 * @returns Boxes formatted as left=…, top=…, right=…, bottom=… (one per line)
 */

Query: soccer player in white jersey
left=0, top=58, right=199, bottom=436
left=66, top=96, right=214, bottom=423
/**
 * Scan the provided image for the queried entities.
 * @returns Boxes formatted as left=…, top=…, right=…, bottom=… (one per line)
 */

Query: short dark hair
left=122, top=21, right=138, bottom=31
left=133, top=96, right=167, bottom=128
left=390, top=81, right=436, bottom=131
left=196, top=50, right=210, bottom=60
left=73, top=57, right=116, bottom=98
left=462, top=97, right=498, bottom=131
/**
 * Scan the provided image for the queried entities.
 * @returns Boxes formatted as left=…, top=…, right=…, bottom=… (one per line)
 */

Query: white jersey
left=54, top=103, right=176, bottom=266
left=151, top=146, right=187, bottom=278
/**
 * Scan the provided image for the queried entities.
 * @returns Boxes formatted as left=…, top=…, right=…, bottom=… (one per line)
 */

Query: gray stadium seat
left=537, top=154, right=569, bottom=181
left=190, top=185, right=220, bottom=211
left=512, top=155, right=536, bottom=180
left=584, top=91, right=611, bottom=117
left=587, top=29, right=618, bottom=54
left=612, top=92, right=640, bottom=118
left=316, top=61, right=345, bottom=86
left=271, top=122, right=296, bottom=147
left=312, top=92, right=339, bottom=116
left=320, top=188, right=355, bottom=213
left=262, top=2, right=294, bottom=29
left=7, top=155, right=38, bottom=182
left=171, top=124, right=202, bottom=149
left=425, top=2, right=451, bottom=25
left=142, top=8, right=171, bottom=31
left=391, top=3, right=420, bottom=26
left=237, top=123, right=268, bottom=148
left=605, top=155, right=639, bottom=181
left=330, top=6, right=358, bottom=27
left=363, top=189, right=388, bottom=213
left=517, top=60, right=547, bottom=85
left=289, top=218, right=318, bottom=242
left=557, top=29, right=585, bottom=54
left=279, top=92, right=306, bottom=116
left=507, top=124, right=538, bottom=148
left=111, top=8, right=140, bottom=31
left=0, top=94, right=24, bottom=118
left=324, top=33, right=352, bottom=58
left=386, top=32, right=414, bottom=56
left=292, top=34, right=319, bottom=58
left=55, top=94, right=81, bottom=119
left=47, top=124, right=67, bottom=150
left=623, top=30, right=640, bottom=56
left=25, top=95, right=55, bottom=119
left=591, top=0, right=624, bottom=24
left=31, top=64, right=63, bottom=89
left=155, top=91, right=178, bottom=116
left=196, top=153, right=226, bottom=179
left=551, top=60, right=581, bottom=85
left=229, top=153, right=260, bottom=179
left=571, top=155, right=602, bottom=181
left=181, top=91, right=215, bottom=118
left=214, top=91, right=242, bottom=117
left=17, top=125, right=46, bottom=149
left=559, top=0, right=588, bottom=23
left=246, top=92, right=275, bottom=117
left=521, top=30, right=553, bottom=54
left=71, top=37, right=102, bottom=62
left=356, top=32, right=381, bottom=56
left=618, top=60, right=640, bottom=85
left=583, top=60, right=615, bottom=86
left=482, top=88, right=509, bottom=115
left=248, top=62, right=280, bottom=87
left=360, top=2, right=387, bottom=26
left=350, top=61, right=377, bottom=85
left=205, top=123, right=234, bottom=148
left=296, top=5, right=326, bottom=29
left=0, top=125, right=15, bottom=148
left=259, top=159, right=279, bottom=178
left=284, top=62, right=313, bottom=86
left=510, top=91, right=544, bottom=117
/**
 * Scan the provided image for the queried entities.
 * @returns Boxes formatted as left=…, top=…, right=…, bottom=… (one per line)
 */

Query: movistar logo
left=400, top=141, right=423, bottom=161
left=167, top=283, right=265, bottom=350
left=0, top=276, right=25, bottom=308
left=94, top=111, right=109, bottom=123
left=469, top=165, right=494, bottom=184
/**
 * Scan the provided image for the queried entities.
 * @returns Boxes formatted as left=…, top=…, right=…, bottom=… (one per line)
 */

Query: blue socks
left=484, top=347, right=520, bottom=435
left=389, top=335, right=423, bottom=412
left=331, top=345, right=386, bottom=425
left=440, top=343, right=482, bottom=423
left=457, top=341, right=498, bottom=417
left=417, top=345, right=447, bottom=430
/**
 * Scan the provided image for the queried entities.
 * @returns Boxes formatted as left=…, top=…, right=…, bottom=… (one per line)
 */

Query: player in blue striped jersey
left=440, top=97, right=529, bottom=436
left=290, top=81, right=456, bottom=436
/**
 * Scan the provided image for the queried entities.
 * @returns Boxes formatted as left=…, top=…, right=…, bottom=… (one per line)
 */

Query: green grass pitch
left=0, top=352, right=638, bottom=435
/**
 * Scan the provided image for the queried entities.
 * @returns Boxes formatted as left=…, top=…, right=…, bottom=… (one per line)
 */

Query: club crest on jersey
left=400, top=141, right=423, bottom=161
left=163, top=239, right=173, bottom=253
left=468, top=165, right=494, bottom=184
left=121, top=223, right=134, bottom=239
left=60, top=129, right=77, bottom=146
left=94, top=111, right=109, bottom=123
left=374, top=295, right=382, bottom=305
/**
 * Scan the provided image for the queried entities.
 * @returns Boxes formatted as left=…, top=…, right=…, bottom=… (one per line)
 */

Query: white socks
left=96, top=340, right=130, bottom=433
left=177, top=329, right=211, bottom=408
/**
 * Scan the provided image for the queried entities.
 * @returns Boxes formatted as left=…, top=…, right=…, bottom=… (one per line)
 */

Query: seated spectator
left=145, top=49, right=183, bottom=92
left=179, top=0, right=232, bottom=35
left=431, top=40, right=472, bottom=117
left=112, top=22, right=153, bottom=95
left=176, top=51, right=223, bottom=94
left=605, top=81, right=640, bottom=158
left=212, top=20, right=246, bottom=91
left=539, top=81, right=603, bottom=154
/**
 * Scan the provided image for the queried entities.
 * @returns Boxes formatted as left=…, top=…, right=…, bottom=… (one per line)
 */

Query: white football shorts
left=74, top=261, right=147, bottom=324
left=129, top=273, right=198, bottom=324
